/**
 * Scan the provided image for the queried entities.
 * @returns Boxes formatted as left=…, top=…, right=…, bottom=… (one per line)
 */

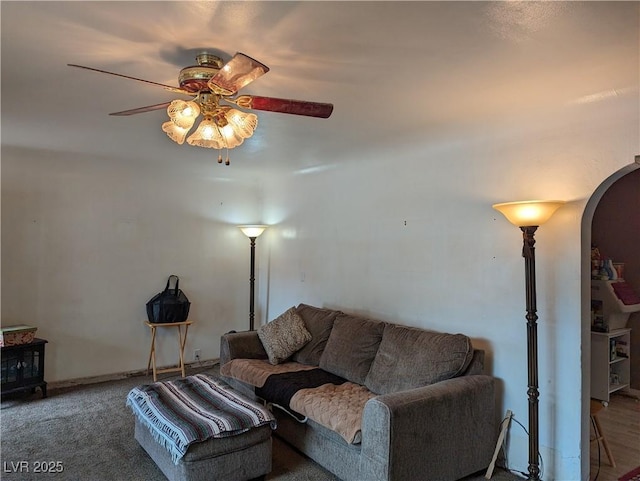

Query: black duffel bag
left=146, top=275, right=191, bottom=324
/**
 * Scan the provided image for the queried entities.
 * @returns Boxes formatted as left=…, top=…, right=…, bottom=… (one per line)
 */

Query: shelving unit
left=591, top=279, right=640, bottom=331
left=591, top=328, right=631, bottom=404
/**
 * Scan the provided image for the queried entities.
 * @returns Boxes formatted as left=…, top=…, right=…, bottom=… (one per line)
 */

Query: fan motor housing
left=178, top=53, right=223, bottom=93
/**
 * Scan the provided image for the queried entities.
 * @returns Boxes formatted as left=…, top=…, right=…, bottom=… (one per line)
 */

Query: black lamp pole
left=521, top=226, right=541, bottom=481
left=239, top=225, right=266, bottom=331
left=494, top=200, right=563, bottom=481
left=248, top=236, right=257, bottom=331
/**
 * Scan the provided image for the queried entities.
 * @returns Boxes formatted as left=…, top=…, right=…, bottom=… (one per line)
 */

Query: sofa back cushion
left=319, top=313, right=385, bottom=385
left=364, top=323, right=474, bottom=395
left=292, top=304, right=341, bottom=366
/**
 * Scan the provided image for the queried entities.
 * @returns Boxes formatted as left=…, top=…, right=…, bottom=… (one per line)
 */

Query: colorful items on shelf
left=590, top=245, right=624, bottom=280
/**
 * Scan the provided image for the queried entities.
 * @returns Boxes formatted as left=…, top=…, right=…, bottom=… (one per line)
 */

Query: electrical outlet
left=194, top=349, right=201, bottom=362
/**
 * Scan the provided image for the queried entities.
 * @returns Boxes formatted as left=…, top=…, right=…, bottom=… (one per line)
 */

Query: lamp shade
left=218, top=109, right=258, bottom=149
left=186, top=109, right=258, bottom=150
left=493, top=200, right=565, bottom=227
left=162, top=121, right=191, bottom=145
left=239, top=225, right=267, bottom=238
left=186, top=118, right=224, bottom=149
left=167, top=100, right=200, bottom=129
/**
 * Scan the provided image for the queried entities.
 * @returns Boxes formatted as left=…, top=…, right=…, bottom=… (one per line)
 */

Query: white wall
left=258, top=98, right=638, bottom=480
left=1, top=146, right=262, bottom=382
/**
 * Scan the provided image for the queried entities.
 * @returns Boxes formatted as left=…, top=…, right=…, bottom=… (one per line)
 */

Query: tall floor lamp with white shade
left=238, top=225, right=267, bottom=331
left=493, top=200, right=565, bottom=481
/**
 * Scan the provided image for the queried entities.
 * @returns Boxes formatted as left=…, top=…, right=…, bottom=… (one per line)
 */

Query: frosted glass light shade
left=186, top=109, right=257, bottom=149
left=218, top=109, right=258, bottom=148
left=167, top=100, right=200, bottom=129
left=493, top=200, right=565, bottom=227
left=239, top=225, right=267, bottom=238
left=225, top=109, right=258, bottom=138
left=186, top=119, right=225, bottom=149
left=162, top=121, right=191, bottom=145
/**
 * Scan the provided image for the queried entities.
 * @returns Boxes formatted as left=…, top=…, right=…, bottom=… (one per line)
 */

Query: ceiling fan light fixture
left=186, top=118, right=225, bottom=149
left=70, top=50, right=333, bottom=164
left=167, top=100, right=200, bottom=129
left=184, top=109, right=258, bottom=150
left=225, top=109, right=258, bottom=138
left=162, top=121, right=191, bottom=145
left=219, top=125, right=240, bottom=146
left=219, top=124, right=247, bottom=149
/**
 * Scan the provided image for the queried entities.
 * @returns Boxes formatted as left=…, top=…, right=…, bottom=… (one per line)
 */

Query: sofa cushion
left=365, top=323, right=473, bottom=395
left=319, top=313, right=385, bottom=384
left=290, top=382, right=376, bottom=444
left=220, top=359, right=316, bottom=388
left=292, top=304, right=341, bottom=366
left=257, top=307, right=312, bottom=365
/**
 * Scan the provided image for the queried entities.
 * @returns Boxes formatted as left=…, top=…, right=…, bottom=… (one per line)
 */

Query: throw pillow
left=364, top=323, right=473, bottom=395
left=319, top=313, right=385, bottom=384
left=292, top=304, right=341, bottom=366
left=257, top=307, right=312, bottom=365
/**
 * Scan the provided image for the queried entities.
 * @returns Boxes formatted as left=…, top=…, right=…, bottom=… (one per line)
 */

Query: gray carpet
left=1, top=364, right=523, bottom=481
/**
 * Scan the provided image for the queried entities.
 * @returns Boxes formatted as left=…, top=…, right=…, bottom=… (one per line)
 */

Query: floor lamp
left=239, top=225, right=267, bottom=331
left=492, top=200, right=565, bottom=481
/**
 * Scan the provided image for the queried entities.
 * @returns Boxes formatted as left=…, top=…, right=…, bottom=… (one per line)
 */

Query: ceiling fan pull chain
left=217, top=152, right=223, bottom=164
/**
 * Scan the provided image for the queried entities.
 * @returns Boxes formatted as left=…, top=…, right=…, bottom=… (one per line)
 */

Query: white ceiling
left=2, top=1, right=638, bottom=178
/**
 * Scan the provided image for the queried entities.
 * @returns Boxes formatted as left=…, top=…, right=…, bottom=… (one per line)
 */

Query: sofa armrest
left=220, top=331, right=268, bottom=366
left=360, top=375, right=496, bottom=481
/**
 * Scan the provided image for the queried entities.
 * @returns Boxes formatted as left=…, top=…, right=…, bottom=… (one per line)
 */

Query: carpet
left=619, top=466, right=640, bottom=481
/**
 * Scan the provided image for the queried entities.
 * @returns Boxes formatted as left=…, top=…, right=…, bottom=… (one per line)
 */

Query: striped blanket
left=127, top=374, right=276, bottom=464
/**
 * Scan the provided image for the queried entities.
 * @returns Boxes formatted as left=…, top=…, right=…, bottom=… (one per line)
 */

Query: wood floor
left=590, top=392, right=640, bottom=481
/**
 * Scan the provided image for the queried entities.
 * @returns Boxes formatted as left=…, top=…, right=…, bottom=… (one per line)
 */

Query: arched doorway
left=581, top=158, right=640, bottom=480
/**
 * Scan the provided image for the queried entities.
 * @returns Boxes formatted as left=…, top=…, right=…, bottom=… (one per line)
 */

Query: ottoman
left=128, top=374, right=275, bottom=481
left=135, top=418, right=272, bottom=481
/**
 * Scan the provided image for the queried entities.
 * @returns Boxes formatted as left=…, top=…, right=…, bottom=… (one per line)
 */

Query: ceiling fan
left=68, top=52, right=334, bottom=164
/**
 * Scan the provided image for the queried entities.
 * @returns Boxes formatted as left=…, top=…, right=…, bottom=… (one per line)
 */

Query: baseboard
left=48, top=358, right=220, bottom=391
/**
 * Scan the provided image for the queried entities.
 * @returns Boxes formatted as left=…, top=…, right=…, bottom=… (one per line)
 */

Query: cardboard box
left=0, top=325, right=37, bottom=347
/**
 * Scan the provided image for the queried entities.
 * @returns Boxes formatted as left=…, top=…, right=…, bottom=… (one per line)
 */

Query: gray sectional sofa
left=220, top=304, right=497, bottom=481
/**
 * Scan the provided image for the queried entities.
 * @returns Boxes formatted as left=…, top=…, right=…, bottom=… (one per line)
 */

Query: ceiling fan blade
left=68, top=64, right=189, bottom=95
left=235, top=95, right=333, bottom=119
left=109, top=102, right=171, bottom=116
left=207, top=53, right=269, bottom=96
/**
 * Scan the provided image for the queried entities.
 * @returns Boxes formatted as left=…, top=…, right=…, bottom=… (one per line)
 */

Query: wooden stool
left=590, top=399, right=616, bottom=467
left=146, top=321, right=193, bottom=382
